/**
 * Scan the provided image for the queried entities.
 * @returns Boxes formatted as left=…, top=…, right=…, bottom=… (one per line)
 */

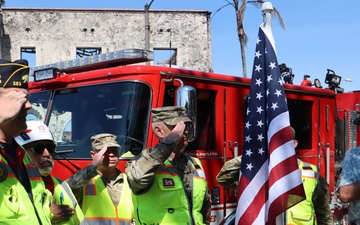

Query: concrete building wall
left=0, top=8, right=212, bottom=72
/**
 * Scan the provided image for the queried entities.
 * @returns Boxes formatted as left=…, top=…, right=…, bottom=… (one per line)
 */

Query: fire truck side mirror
left=175, top=85, right=197, bottom=142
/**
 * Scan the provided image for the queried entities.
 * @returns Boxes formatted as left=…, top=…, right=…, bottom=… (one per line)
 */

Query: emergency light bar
left=33, top=67, right=59, bottom=82
left=30, top=48, right=153, bottom=80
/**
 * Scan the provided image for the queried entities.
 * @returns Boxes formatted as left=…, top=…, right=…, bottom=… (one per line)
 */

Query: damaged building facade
left=0, top=8, right=212, bottom=72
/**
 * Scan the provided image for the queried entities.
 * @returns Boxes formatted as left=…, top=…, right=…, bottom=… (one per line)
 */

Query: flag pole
left=235, top=2, right=306, bottom=225
left=261, top=2, right=276, bottom=54
left=262, top=3, right=287, bottom=225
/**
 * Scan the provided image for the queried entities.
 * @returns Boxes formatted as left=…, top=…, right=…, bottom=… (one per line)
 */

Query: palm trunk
left=236, top=9, right=247, bottom=78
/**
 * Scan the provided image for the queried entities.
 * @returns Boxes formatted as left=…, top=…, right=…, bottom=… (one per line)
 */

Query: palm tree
left=213, top=1, right=285, bottom=77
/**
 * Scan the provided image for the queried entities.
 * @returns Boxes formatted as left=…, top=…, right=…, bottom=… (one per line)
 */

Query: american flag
left=235, top=26, right=305, bottom=225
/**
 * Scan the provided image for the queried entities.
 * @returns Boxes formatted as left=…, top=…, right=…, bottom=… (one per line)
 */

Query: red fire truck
left=28, top=48, right=357, bottom=224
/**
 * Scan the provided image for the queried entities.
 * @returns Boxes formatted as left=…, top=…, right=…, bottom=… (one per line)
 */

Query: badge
left=162, top=178, right=175, bottom=187
left=0, top=163, right=8, bottom=182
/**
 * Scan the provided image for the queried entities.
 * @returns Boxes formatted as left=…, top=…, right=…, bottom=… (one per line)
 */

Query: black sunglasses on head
left=28, top=143, right=56, bottom=155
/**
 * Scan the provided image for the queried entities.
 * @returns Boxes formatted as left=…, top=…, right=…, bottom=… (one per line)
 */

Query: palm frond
left=272, top=7, right=286, bottom=30
left=246, top=0, right=264, bottom=9
left=211, top=3, right=234, bottom=20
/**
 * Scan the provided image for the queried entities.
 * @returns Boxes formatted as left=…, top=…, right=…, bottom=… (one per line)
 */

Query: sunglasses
left=28, top=143, right=56, bottom=155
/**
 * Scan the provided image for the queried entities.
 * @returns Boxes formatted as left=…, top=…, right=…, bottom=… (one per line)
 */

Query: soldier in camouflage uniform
left=216, top=127, right=333, bottom=225
left=338, top=116, right=360, bottom=225
left=66, top=133, right=134, bottom=224
left=125, top=106, right=211, bottom=225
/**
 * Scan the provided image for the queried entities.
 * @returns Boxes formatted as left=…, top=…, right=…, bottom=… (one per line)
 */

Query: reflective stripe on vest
left=52, top=177, right=87, bottom=225
left=133, top=156, right=207, bottom=225
left=0, top=158, right=42, bottom=182
left=84, top=220, right=130, bottom=225
left=60, top=181, right=77, bottom=207
left=82, top=174, right=133, bottom=225
left=0, top=152, right=52, bottom=225
left=85, top=178, right=96, bottom=196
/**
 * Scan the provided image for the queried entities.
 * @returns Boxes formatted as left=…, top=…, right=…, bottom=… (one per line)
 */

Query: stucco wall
left=0, top=8, right=212, bottom=72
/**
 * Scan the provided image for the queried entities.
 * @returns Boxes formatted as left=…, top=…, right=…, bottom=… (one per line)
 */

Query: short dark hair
left=291, top=127, right=296, bottom=139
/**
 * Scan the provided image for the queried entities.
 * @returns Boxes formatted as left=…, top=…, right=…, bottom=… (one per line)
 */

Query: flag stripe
left=268, top=145, right=299, bottom=187
left=237, top=164, right=268, bottom=224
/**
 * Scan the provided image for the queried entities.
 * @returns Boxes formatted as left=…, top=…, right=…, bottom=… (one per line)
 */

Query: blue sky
left=6, top=0, right=360, bottom=92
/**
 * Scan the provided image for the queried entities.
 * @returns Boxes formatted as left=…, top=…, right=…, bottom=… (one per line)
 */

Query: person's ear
left=153, top=124, right=166, bottom=139
left=90, top=150, right=96, bottom=158
left=293, top=140, right=298, bottom=148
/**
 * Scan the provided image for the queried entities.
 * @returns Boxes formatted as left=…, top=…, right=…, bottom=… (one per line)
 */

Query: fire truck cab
left=28, top=48, right=342, bottom=224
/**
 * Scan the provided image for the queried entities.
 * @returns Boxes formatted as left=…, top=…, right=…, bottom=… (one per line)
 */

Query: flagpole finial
left=261, top=2, right=273, bottom=30
left=261, top=2, right=273, bottom=13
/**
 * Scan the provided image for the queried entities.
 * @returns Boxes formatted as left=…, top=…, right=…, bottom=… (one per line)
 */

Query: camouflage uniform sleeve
left=216, top=156, right=242, bottom=189
left=125, top=141, right=176, bottom=195
left=65, top=164, right=98, bottom=204
left=200, top=188, right=212, bottom=225
left=312, top=174, right=333, bottom=225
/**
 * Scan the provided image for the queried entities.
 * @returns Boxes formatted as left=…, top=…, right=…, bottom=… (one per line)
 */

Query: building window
left=76, top=48, right=101, bottom=58
left=20, top=47, right=36, bottom=68
left=153, top=49, right=177, bottom=66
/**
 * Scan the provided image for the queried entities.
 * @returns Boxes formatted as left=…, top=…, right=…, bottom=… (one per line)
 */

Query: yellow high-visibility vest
left=287, top=161, right=319, bottom=225
left=82, top=173, right=133, bottom=225
left=0, top=150, right=52, bottom=224
left=132, top=156, right=208, bottom=225
left=52, top=177, right=87, bottom=225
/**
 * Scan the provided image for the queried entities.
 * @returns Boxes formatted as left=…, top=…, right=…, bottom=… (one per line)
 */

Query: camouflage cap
left=0, top=59, right=29, bottom=89
left=151, top=106, right=192, bottom=126
left=90, top=133, right=120, bottom=151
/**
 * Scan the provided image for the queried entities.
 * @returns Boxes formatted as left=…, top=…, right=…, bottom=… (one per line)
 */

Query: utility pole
left=144, top=0, right=154, bottom=65
left=144, top=0, right=154, bottom=51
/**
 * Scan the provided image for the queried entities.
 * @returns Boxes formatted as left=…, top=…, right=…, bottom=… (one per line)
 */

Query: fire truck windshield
left=28, top=81, right=151, bottom=159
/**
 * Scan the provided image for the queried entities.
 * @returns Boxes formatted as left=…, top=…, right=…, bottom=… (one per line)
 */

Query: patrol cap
left=0, top=59, right=29, bottom=89
left=91, top=133, right=120, bottom=151
left=15, top=121, right=56, bottom=146
left=151, top=106, right=192, bottom=126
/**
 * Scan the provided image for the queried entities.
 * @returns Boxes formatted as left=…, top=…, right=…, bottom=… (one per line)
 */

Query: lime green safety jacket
left=0, top=150, right=52, bottom=224
left=52, top=177, right=87, bottom=225
left=82, top=174, right=133, bottom=225
left=133, top=156, right=208, bottom=225
left=287, top=161, right=319, bottom=225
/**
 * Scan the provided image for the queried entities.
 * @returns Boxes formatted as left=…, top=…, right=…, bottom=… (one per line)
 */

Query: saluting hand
left=91, top=144, right=108, bottom=167
left=0, top=90, right=27, bottom=125
left=163, top=121, right=186, bottom=145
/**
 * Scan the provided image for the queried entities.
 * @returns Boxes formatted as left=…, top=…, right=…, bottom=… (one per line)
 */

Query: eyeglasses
left=28, top=143, right=56, bottom=155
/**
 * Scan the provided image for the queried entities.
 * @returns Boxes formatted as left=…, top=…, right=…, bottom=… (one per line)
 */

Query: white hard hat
left=15, top=120, right=56, bottom=146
